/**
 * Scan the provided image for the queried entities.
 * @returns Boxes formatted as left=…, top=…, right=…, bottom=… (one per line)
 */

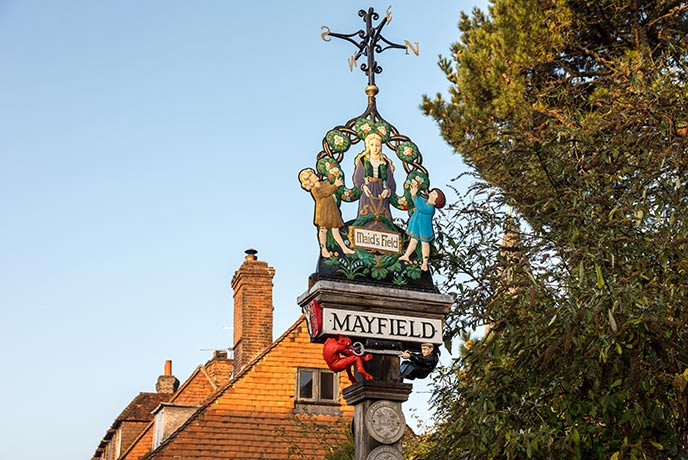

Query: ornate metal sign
left=349, top=225, right=401, bottom=254
left=298, top=8, right=453, bottom=399
left=322, top=307, right=442, bottom=343
left=299, top=7, right=445, bottom=290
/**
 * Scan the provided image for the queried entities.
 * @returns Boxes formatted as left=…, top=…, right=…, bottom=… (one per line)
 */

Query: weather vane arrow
left=321, top=6, right=419, bottom=87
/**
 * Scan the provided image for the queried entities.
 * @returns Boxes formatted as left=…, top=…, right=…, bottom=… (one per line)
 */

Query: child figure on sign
left=299, top=168, right=355, bottom=258
left=399, top=182, right=446, bottom=271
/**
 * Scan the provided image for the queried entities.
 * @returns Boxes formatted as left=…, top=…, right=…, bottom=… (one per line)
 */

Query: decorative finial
left=365, top=85, right=379, bottom=97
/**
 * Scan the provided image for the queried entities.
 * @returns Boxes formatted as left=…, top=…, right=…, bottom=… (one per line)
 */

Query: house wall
left=121, top=428, right=155, bottom=460
left=172, top=370, right=218, bottom=406
left=118, top=421, right=148, bottom=455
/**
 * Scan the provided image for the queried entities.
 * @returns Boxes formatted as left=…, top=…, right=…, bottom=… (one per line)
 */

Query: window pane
left=299, top=370, right=313, bottom=399
left=319, top=371, right=335, bottom=400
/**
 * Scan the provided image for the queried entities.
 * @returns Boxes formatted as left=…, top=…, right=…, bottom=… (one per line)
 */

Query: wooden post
left=344, top=381, right=412, bottom=460
left=298, top=280, right=452, bottom=460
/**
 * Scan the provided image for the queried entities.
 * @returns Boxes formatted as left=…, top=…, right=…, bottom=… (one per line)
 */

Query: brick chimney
left=204, top=350, right=233, bottom=386
left=156, top=359, right=180, bottom=394
left=231, top=248, right=275, bottom=373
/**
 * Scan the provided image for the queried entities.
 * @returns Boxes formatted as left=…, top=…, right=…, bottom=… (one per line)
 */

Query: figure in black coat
left=399, top=342, right=439, bottom=381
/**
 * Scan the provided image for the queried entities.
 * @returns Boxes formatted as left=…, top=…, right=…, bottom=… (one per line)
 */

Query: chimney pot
left=244, top=248, right=258, bottom=261
left=213, top=350, right=228, bottom=360
left=156, top=360, right=179, bottom=394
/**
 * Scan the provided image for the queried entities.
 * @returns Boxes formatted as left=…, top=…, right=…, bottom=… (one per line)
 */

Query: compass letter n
left=404, top=40, right=420, bottom=56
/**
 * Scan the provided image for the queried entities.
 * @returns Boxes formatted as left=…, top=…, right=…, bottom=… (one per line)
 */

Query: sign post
left=298, top=281, right=450, bottom=459
left=297, top=7, right=451, bottom=459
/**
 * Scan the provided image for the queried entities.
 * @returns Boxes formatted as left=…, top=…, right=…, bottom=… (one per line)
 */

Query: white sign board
left=321, top=307, right=442, bottom=344
left=350, top=226, right=401, bottom=253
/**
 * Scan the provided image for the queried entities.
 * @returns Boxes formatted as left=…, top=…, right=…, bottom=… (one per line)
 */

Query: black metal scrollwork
left=327, top=7, right=406, bottom=87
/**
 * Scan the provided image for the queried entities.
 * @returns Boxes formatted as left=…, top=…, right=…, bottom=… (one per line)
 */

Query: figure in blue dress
left=399, top=182, right=446, bottom=271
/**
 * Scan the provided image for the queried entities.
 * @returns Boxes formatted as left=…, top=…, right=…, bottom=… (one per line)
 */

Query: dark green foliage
left=422, top=0, right=688, bottom=458
left=279, top=414, right=353, bottom=460
left=325, top=431, right=355, bottom=460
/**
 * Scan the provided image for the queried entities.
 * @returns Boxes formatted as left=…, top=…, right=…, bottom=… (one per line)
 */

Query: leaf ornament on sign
left=326, top=129, right=351, bottom=152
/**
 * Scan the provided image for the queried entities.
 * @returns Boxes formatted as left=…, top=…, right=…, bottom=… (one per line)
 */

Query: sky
left=0, top=1, right=488, bottom=459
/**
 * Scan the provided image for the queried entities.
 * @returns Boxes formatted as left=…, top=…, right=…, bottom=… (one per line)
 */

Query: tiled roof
left=142, top=317, right=353, bottom=459
left=117, top=392, right=170, bottom=421
left=110, top=316, right=352, bottom=460
left=116, top=365, right=220, bottom=460
left=146, top=410, right=350, bottom=460
left=92, top=392, right=172, bottom=459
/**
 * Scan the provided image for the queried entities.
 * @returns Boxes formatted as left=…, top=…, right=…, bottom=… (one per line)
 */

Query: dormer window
left=296, top=368, right=338, bottom=404
left=151, top=403, right=200, bottom=450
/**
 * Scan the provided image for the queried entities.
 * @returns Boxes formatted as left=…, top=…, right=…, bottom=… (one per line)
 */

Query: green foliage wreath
left=396, top=141, right=419, bottom=162
left=316, top=157, right=343, bottom=183
left=354, top=118, right=391, bottom=142
left=325, top=129, right=351, bottom=153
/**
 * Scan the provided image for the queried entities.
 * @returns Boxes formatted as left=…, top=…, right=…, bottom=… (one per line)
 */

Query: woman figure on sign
left=352, top=133, right=396, bottom=220
left=299, top=168, right=355, bottom=258
left=399, top=181, right=446, bottom=271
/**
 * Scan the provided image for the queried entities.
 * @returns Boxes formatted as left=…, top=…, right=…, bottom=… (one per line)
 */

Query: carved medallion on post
left=365, top=400, right=405, bottom=444
left=367, top=446, right=404, bottom=460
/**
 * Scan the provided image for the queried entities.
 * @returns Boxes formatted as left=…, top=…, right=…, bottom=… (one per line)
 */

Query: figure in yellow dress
left=299, top=168, right=356, bottom=258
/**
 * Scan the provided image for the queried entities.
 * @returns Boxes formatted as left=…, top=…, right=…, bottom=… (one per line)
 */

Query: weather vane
left=321, top=6, right=419, bottom=88
left=299, top=3, right=434, bottom=285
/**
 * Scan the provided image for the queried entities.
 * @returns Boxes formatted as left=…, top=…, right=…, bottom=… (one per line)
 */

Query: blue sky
left=0, top=1, right=487, bottom=458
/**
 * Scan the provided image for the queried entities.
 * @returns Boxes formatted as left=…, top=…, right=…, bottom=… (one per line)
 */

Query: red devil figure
left=322, top=335, right=374, bottom=383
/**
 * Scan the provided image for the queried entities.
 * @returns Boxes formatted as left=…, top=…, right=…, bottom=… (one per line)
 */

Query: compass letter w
left=348, top=54, right=358, bottom=72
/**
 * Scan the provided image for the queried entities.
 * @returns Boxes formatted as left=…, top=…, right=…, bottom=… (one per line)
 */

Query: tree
left=421, top=0, right=688, bottom=458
